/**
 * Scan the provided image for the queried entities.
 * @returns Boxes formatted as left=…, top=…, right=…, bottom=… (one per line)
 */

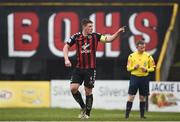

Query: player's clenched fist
left=65, top=60, right=72, bottom=67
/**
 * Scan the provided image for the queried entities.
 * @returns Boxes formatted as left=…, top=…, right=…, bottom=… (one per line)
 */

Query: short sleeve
left=94, top=33, right=102, bottom=41
left=127, top=54, right=134, bottom=71
left=149, top=56, right=156, bottom=68
left=66, top=34, right=76, bottom=47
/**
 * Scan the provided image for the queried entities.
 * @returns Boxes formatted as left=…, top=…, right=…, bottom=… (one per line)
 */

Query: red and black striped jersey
left=66, top=32, right=102, bottom=69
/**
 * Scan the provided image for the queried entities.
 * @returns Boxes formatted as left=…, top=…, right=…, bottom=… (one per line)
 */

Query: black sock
left=140, top=102, right=145, bottom=117
left=86, top=94, right=93, bottom=116
left=72, top=91, right=85, bottom=109
left=125, top=101, right=133, bottom=118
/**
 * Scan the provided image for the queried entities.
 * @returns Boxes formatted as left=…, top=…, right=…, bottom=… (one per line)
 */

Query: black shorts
left=128, top=75, right=149, bottom=96
left=70, top=68, right=96, bottom=88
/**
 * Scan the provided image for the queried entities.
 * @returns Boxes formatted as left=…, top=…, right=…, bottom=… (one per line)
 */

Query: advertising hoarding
left=0, top=81, right=50, bottom=107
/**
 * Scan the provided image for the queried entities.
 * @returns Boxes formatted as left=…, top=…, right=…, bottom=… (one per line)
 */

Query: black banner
left=0, top=2, right=176, bottom=80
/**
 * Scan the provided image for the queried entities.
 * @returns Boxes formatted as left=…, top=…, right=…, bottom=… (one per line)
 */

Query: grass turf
left=0, top=108, right=180, bottom=121
left=173, top=62, right=180, bottom=67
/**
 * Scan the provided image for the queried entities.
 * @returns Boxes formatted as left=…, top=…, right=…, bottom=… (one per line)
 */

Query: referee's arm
left=147, top=56, right=155, bottom=72
left=127, top=55, right=135, bottom=72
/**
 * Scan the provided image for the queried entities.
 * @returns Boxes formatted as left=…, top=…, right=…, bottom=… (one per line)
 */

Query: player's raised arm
left=100, top=26, right=126, bottom=43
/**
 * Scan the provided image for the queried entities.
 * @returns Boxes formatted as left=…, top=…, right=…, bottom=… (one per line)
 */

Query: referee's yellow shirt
left=127, top=51, right=155, bottom=77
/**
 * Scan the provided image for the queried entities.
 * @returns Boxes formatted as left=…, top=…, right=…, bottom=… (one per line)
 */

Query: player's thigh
left=84, top=69, right=96, bottom=88
left=71, top=68, right=83, bottom=85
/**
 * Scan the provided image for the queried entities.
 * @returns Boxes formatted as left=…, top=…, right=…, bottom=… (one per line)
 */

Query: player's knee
left=84, top=87, right=92, bottom=95
left=70, top=88, right=78, bottom=94
left=139, top=95, right=145, bottom=101
left=70, top=84, right=79, bottom=94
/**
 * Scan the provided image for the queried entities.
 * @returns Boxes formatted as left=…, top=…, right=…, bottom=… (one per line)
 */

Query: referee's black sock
left=125, top=101, right=133, bottom=118
left=140, top=101, right=145, bottom=118
left=72, top=91, right=85, bottom=109
left=86, top=94, right=93, bottom=116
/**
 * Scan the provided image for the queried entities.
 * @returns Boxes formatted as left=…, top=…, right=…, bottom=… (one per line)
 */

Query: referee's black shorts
left=128, top=75, right=150, bottom=96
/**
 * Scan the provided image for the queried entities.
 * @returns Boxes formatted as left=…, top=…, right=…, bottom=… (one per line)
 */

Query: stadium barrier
left=51, top=80, right=180, bottom=112
left=0, top=81, right=50, bottom=108
left=1, top=80, right=180, bottom=112
left=149, top=81, right=180, bottom=112
left=51, top=80, right=140, bottom=110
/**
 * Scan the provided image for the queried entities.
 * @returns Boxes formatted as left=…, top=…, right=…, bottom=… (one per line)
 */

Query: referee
left=125, top=40, right=155, bottom=119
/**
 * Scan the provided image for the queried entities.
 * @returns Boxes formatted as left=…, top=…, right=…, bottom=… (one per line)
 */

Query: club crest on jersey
left=81, top=43, right=91, bottom=54
left=144, top=62, right=147, bottom=67
left=87, top=35, right=92, bottom=39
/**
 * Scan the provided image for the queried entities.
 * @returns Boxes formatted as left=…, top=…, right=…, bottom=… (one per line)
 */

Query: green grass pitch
left=0, top=108, right=180, bottom=121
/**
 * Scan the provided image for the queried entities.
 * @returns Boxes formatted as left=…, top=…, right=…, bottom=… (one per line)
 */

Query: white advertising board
left=51, top=80, right=139, bottom=110
left=149, top=81, right=180, bottom=112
